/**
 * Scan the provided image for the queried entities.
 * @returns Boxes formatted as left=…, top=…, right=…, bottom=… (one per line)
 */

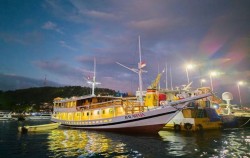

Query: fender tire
left=174, top=124, right=181, bottom=132
left=184, top=123, right=192, bottom=131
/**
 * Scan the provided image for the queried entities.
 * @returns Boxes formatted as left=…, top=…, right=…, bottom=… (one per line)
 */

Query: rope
left=239, top=118, right=250, bottom=127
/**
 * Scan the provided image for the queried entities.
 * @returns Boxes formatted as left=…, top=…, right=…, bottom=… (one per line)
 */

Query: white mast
left=87, top=58, right=100, bottom=96
left=92, top=58, right=96, bottom=95
left=138, top=36, right=143, bottom=105
left=165, top=63, right=168, bottom=89
left=170, top=64, right=173, bottom=90
left=116, top=36, right=146, bottom=106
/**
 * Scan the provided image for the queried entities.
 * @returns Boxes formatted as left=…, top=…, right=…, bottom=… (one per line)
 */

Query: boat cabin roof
left=54, top=95, right=122, bottom=103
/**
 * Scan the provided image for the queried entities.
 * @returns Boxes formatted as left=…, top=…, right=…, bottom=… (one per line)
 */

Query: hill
left=0, top=86, right=117, bottom=112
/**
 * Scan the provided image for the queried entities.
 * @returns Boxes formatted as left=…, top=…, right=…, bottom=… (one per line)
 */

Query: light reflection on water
left=47, top=129, right=136, bottom=157
left=0, top=121, right=250, bottom=158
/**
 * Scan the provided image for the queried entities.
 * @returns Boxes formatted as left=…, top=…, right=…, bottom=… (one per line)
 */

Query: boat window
left=109, top=109, right=113, bottom=114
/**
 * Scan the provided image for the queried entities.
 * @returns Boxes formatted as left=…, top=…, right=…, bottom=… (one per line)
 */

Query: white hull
left=0, top=118, right=15, bottom=121
left=52, top=105, right=184, bottom=133
left=27, top=116, right=51, bottom=120
left=0, top=113, right=15, bottom=121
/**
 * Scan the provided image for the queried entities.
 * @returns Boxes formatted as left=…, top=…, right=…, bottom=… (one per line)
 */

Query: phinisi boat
left=51, top=37, right=212, bottom=133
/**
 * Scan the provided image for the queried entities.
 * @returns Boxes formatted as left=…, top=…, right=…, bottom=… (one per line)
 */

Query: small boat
left=18, top=122, right=60, bottom=133
left=26, top=112, right=51, bottom=120
left=165, top=87, right=222, bottom=132
left=0, top=111, right=16, bottom=121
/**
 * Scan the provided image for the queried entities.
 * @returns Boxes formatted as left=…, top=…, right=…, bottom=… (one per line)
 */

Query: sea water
left=0, top=120, right=249, bottom=158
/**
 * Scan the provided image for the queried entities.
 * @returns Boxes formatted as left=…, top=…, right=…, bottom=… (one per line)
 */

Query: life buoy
left=196, top=124, right=203, bottom=131
left=174, top=124, right=181, bottom=132
left=184, top=123, right=192, bottom=131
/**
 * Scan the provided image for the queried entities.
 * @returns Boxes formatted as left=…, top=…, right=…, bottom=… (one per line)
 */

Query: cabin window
left=103, top=110, right=105, bottom=114
left=87, top=112, right=89, bottom=116
left=109, top=109, right=113, bottom=114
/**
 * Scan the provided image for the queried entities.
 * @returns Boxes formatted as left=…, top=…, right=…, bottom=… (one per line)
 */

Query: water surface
left=0, top=120, right=249, bottom=157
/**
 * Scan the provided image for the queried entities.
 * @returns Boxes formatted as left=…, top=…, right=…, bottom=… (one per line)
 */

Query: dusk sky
left=0, top=0, right=249, bottom=105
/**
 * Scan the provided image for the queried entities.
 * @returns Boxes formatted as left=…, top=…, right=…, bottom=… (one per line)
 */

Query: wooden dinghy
left=18, top=122, right=60, bottom=133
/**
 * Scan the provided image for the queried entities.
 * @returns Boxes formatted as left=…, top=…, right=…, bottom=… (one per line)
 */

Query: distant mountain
left=0, top=74, right=62, bottom=91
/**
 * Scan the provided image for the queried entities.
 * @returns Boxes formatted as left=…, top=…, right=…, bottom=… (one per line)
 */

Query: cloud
left=83, top=10, right=117, bottom=20
left=0, top=32, right=26, bottom=44
left=42, top=21, right=63, bottom=34
left=59, top=41, right=78, bottom=51
left=33, top=59, right=93, bottom=82
left=0, top=73, right=61, bottom=91
left=0, top=31, right=43, bottom=45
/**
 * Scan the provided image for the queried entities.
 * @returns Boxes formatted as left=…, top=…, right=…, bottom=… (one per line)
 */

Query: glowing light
left=209, top=71, right=219, bottom=91
left=200, top=79, right=206, bottom=87
left=186, top=64, right=194, bottom=69
left=201, top=79, right=206, bottom=83
left=237, top=81, right=244, bottom=85
left=237, top=81, right=246, bottom=107
left=213, top=104, right=219, bottom=109
left=185, top=63, right=195, bottom=84
left=210, top=71, right=218, bottom=77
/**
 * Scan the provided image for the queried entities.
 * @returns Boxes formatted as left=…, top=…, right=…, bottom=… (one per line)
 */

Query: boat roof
left=54, top=94, right=122, bottom=103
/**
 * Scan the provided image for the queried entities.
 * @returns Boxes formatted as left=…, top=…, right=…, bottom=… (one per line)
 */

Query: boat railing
left=76, top=99, right=123, bottom=111
left=122, top=99, right=148, bottom=114
left=54, top=107, right=77, bottom=112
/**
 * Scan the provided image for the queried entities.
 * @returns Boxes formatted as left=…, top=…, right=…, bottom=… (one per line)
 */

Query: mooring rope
left=240, top=118, right=250, bottom=127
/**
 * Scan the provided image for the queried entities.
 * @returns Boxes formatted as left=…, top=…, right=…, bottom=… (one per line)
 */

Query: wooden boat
left=164, top=87, right=222, bottom=131
left=51, top=37, right=212, bottom=134
left=18, top=122, right=60, bottom=133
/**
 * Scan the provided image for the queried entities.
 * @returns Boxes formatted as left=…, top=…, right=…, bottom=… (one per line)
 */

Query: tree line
left=0, top=86, right=118, bottom=112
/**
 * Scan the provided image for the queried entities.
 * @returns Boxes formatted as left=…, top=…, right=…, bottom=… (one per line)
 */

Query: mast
left=92, top=58, right=96, bottom=95
left=170, top=64, right=173, bottom=90
left=116, top=36, right=146, bottom=106
left=138, top=36, right=143, bottom=105
left=165, top=63, right=168, bottom=89
left=87, top=58, right=100, bottom=96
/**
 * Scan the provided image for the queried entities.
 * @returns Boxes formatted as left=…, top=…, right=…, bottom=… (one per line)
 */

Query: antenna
left=43, top=74, right=47, bottom=86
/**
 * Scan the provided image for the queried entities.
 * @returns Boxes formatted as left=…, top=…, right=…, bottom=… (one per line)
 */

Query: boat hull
left=221, top=115, right=250, bottom=128
left=52, top=93, right=212, bottom=133
left=26, top=116, right=51, bottom=120
left=52, top=105, right=181, bottom=133
left=18, top=123, right=60, bottom=132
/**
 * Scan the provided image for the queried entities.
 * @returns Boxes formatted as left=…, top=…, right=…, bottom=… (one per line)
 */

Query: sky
left=0, top=0, right=250, bottom=105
